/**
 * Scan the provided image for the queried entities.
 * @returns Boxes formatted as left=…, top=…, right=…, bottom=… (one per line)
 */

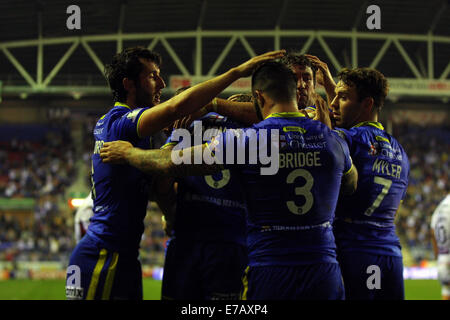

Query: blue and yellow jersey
left=333, top=122, right=410, bottom=257
left=88, top=102, right=153, bottom=254
left=208, top=112, right=353, bottom=266
left=164, top=113, right=247, bottom=245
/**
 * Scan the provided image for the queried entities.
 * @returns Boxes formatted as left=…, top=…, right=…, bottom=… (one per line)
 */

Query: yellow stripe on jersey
left=375, top=136, right=390, bottom=143
left=161, top=142, right=177, bottom=150
left=344, top=163, right=355, bottom=176
left=283, top=126, right=307, bottom=134
left=240, top=266, right=250, bottom=300
left=86, top=248, right=108, bottom=300
left=352, top=121, right=384, bottom=131
left=136, top=111, right=145, bottom=138
left=102, top=252, right=119, bottom=300
left=114, top=102, right=131, bottom=110
left=265, top=112, right=306, bottom=120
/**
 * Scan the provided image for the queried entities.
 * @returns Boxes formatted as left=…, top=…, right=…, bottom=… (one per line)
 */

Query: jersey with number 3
left=333, top=122, right=410, bottom=257
left=208, top=112, right=353, bottom=266
left=164, top=113, right=247, bottom=245
left=88, top=102, right=153, bottom=254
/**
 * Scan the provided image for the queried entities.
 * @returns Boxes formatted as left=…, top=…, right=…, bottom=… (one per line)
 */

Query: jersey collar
left=265, top=112, right=306, bottom=120
left=114, top=102, right=132, bottom=110
left=352, top=121, right=384, bottom=131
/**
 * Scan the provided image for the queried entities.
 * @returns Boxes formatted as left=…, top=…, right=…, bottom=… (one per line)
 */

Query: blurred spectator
left=394, top=123, right=449, bottom=264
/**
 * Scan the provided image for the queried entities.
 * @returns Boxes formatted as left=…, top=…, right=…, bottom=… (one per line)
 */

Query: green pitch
left=0, top=279, right=443, bottom=300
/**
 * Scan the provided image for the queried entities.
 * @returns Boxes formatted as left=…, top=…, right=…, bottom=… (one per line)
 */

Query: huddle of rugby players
left=66, top=46, right=409, bottom=300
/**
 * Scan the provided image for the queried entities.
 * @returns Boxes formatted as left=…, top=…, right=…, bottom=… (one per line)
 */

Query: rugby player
left=65, top=46, right=285, bottom=300
left=100, top=61, right=358, bottom=300
left=431, top=194, right=450, bottom=300
left=199, top=52, right=333, bottom=125
left=330, top=67, right=410, bottom=300
left=156, top=90, right=248, bottom=300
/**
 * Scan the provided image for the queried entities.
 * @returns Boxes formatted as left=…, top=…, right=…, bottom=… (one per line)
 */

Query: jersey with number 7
left=333, top=122, right=410, bottom=257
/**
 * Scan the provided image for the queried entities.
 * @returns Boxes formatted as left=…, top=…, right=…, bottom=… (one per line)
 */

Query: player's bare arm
left=341, top=163, right=358, bottom=195
left=153, top=144, right=177, bottom=236
left=204, top=98, right=259, bottom=126
left=137, top=50, right=286, bottom=137
left=100, top=140, right=224, bottom=177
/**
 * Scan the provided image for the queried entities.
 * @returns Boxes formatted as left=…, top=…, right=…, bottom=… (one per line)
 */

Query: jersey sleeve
left=333, top=131, right=353, bottom=175
left=333, top=128, right=353, bottom=150
left=111, top=107, right=149, bottom=141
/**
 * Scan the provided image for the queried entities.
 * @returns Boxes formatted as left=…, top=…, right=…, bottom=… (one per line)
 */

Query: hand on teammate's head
left=234, top=50, right=286, bottom=78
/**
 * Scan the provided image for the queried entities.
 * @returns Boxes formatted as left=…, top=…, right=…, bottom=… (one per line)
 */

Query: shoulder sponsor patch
left=126, top=108, right=144, bottom=123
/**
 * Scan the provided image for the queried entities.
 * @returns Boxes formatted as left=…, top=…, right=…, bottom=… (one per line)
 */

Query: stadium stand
left=394, top=123, right=450, bottom=264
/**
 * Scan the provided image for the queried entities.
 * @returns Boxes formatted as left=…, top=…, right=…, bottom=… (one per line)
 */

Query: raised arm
left=204, top=98, right=259, bottom=126
left=137, top=50, right=286, bottom=137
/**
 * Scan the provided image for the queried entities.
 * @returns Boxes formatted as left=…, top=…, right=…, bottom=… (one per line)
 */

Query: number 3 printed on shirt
left=286, top=169, right=314, bottom=215
left=205, top=169, right=231, bottom=189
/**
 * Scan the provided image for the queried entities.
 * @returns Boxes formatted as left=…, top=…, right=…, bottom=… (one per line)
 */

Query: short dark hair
left=280, top=51, right=317, bottom=85
left=337, top=67, right=389, bottom=112
left=251, top=61, right=297, bottom=103
left=104, top=46, right=162, bottom=102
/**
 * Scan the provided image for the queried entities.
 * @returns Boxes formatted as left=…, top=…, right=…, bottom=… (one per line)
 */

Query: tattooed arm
left=100, top=140, right=224, bottom=177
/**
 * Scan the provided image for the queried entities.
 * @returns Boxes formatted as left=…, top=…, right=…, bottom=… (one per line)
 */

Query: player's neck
left=264, top=101, right=298, bottom=118
left=352, top=111, right=378, bottom=127
left=125, top=97, right=138, bottom=110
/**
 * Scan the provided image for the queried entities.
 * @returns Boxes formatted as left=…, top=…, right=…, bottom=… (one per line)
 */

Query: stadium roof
left=0, top=0, right=449, bottom=102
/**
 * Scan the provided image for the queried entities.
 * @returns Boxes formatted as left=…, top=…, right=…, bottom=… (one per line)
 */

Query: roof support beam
left=116, top=2, right=127, bottom=53
left=1, top=47, right=37, bottom=88
left=81, top=40, right=105, bottom=74
left=160, top=38, right=191, bottom=77
left=148, top=37, right=159, bottom=50
left=440, top=61, right=450, bottom=80
left=428, top=32, right=434, bottom=79
left=239, top=36, right=256, bottom=58
left=370, top=38, right=392, bottom=69
left=36, top=9, right=44, bottom=87
left=1, top=30, right=450, bottom=49
left=317, top=34, right=342, bottom=71
left=207, top=35, right=238, bottom=76
left=43, top=40, right=80, bottom=87
left=300, top=35, right=315, bottom=54
left=392, top=39, right=423, bottom=79
left=351, top=28, right=358, bottom=68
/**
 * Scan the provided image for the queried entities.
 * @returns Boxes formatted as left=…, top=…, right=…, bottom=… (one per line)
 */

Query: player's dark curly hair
left=337, top=67, right=389, bottom=112
left=251, top=61, right=297, bottom=103
left=280, top=51, right=317, bottom=85
left=104, top=46, right=162, bottom=103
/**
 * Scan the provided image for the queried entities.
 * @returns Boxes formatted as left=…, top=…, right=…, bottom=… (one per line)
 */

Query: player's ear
left=362, top=96, right=374, bottom=113
left=254, top=90, right=265, bottom=108
left=123, top=78, right=135, bottom=94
